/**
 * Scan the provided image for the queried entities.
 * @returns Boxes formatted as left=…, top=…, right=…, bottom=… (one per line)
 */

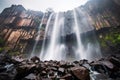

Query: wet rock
left=66, top=63, right=74, bottom=69
left=48, top=70, right=54, bottom=76
left=90, top=62, right=108, bottom=74
left=14, top=64, right=36, bottom=80
left=58, top=68, right=65, bottom=74
left=59, top=61, right=67, bottom=68
left=109, top=56, right=120, bottom=67
left=0, top=73, right=13, bottom=80
left=90, top=60, right=114, bottom=70
left=0, top=52, right=12, bottom=64
left=73, top=61, right=79, bottom=64
left=72, top=63, right=80, bottom=67
left=49, top=75, right=56, bottom=79
left=24, top=73, right=37, bottom=80
left=90, top=56, right=120, bottom=79
left=0, top=66, right=6, bottom=72
left=79, top=59, right=88, bottom=65
left=41, top=70, right=47, bottom=76
left=50, top=67, right=58, bottom=71
left=40, top=63, right=46, bottom=71
left=0, top=53, right=120, bottom=80
left=60, top=74, right=72, bottom=80
left=71, top=66, right=90, bottom=80
left=41, top=78, right=52, bottom=80
left=90, top=71, right=109, bottom=80
left=30, top=56, right=40, bottom=63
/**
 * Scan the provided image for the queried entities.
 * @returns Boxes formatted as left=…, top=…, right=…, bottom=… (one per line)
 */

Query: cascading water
left=30, top=14, right=45, bottom=57
left=42, top=12, right=66, bottom=60
left=43, top=13, right=60, bottom=60
left=73, top=9, right=85, bottom=60
left=31, top=7, right=102, bottom=61
left=72, top=8, right=102, bottom=61
left=77, top=7, right=102, bottom=60
left=40, top=13, right=54, bottom=59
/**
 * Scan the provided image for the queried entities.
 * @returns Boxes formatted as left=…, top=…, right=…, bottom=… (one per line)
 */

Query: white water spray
left=43, top=13, right=66, bottom=60
left=73, top=9, right=86, bottom=59
left=31, top=7, right=102, bottom=61
left=73, top=8, right=102, bottom=60
left=30, top=14, right=45, bottom=57
left=40, top=13, right=54, bottom=59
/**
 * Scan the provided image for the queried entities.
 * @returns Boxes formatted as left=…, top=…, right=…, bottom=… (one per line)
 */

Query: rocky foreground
left=0, top=53, right=120, bottom=80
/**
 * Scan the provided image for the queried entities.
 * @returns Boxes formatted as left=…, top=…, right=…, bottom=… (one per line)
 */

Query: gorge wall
left=0, top=0, right=120, bottom=55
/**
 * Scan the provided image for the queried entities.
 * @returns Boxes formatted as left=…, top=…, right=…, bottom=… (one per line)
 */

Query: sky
left=0, top=0, right=89, bottom=12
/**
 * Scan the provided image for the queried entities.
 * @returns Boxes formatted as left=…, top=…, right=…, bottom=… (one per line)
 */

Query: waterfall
left=72, top=8, right=102, bottom=61
left=73, top=9, right=85, bottom=60
left=43, top=13, right=60, bottom=60
left=43, top=12, right=66, bottom=61
left=30, top=7, right=102, bottom=61
left=40, top=13, right=54, bottom=59
left=30, top=14, right=45, bottom=57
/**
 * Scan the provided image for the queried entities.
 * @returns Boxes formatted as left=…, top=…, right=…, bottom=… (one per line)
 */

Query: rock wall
left=0, top=0, right=120, bottom=54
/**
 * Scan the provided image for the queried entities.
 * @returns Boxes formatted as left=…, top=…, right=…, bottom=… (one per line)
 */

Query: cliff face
left=0, top=5, right=45, bottom=53
left=114, top=0, right=120, bottom=5
left=0, top=5, right=44, bottom=27
left=82, top=0, right=120, bottom=30
left=0, top=0, right=120, bottom=54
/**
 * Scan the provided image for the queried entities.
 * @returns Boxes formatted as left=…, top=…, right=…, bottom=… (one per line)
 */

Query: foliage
left=9, top=51, right=20, bottom=56
left=0, top=47, right=4, bottom=52
left=0, top=38, right=5, bottom=47
left=0, top=47, right=10, bottom=53
left=99, top=27, right=120, bottom=47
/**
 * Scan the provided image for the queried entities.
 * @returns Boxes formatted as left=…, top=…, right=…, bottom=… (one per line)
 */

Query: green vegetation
left=0, top=38, right=5, bottom=52
left=0, top=38, right=5, bottom=47
left=9, top=51, right=20, bottom=56
left=99, top=27, right=120, bottom=48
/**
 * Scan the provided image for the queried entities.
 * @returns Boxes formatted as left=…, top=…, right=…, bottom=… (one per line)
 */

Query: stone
left=0, top=66, right=6, bottom=72
left=58, top=68, right=65, bottom=73
left=79, top=59, right=88, bottom=65
left=90, top=71, right=109, bottom=80
left=14, top=64, right=36, bottom=80
left=90, top=62, right=107, bottom=74
left=73, top=61, right=79, bottom=64
left=48, top=70, right=54, bottom=76
left=60, top=74, right=72, bottom=80
left=59, top=61, right=67, bottom=68
left=109, top=56, right=120, bottom=67
left=71, top=66, right=90, bottom=80
left=0, top=73, right=13, bottom=80
left=49, top=75, right=56, bottom=79
left=30, top=56, right=40, bottom=63
left=41, top=78, right=52, bottom=80
left=100, top=60, right=114, bottom=69
left=24, top=73, right=37, bottom=80
left=41, top=71, right=47, bottom=76
left=50, top=67, right=58, bottom=71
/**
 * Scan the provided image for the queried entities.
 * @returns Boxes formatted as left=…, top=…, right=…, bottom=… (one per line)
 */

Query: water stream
left=73, top=9, right=85, bottom=60
left=30, top=14, right=45, bottom=57
left=40, top=13, right=54, bottom=59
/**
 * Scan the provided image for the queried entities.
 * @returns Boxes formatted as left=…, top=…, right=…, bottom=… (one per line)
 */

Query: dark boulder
left=30, top=56, right=40, bottom=63
left=14, top=63, right=36, bottom=80
left=71, top=66, right=90, bottom=80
